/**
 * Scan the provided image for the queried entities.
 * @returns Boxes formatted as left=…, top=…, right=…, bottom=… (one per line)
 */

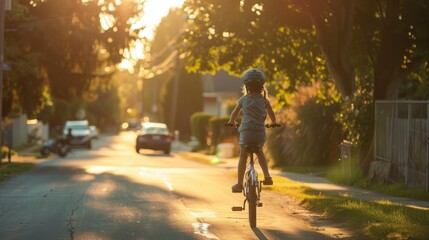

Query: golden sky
left=119, top=0, right=185, bottom=71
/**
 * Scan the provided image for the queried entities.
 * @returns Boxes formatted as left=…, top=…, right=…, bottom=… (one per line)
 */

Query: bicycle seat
left=244, top=144, right=261, bottom=153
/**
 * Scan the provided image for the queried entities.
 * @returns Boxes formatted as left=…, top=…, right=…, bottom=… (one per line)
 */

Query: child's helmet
left=242, top=68, right=266, bottom=86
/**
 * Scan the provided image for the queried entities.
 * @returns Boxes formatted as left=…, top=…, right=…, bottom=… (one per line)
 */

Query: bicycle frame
left=243, top=152, right=261, bottom=203
left=227, top=122, right=281, bottom=228
left=232, top=144, right=263, bottom=228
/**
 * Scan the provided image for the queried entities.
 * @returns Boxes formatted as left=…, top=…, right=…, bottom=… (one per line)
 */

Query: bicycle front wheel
left=248, top=181, right=257, bottom=228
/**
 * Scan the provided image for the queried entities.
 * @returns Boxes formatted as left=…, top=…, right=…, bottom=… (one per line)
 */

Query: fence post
left=427, top=102, right=429, bottom=192
left=374, top=101, right=378, bottom=168
left=405, top=103, right=411, bottom=187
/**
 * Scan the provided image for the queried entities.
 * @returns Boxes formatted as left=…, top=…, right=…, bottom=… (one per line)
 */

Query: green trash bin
left=340, top=140, right=352, bottom=183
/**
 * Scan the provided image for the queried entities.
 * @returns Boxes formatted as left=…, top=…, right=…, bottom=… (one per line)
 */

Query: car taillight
left=139, top=135, right=148, bottom=141
left=162, top=135, right=171, bottom=141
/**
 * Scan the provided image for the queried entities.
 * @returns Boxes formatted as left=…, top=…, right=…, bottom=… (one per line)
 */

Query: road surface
left=0, top=132, right=354, bottom=240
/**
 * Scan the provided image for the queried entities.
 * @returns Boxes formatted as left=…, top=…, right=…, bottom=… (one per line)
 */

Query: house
left=3, top=115, right=49, bottom=148
left=201, top=69, right=242, bottom=116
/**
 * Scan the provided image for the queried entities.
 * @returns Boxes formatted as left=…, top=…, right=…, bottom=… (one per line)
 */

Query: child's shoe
left=231, top=183, right=243, bottom=193
left=263, top=177, right=273, bottom=185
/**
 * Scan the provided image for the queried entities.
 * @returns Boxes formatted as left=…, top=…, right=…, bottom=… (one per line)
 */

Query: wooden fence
left=371, top=101, right=429, bottom=191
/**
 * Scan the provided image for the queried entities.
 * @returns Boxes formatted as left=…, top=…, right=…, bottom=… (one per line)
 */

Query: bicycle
left=226, top=123, right=281, bottom=228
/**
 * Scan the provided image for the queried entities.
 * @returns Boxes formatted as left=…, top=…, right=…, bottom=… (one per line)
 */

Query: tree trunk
left=307, top=0, right=356, bottom=97
left=373, top=0, right=409, bottom=100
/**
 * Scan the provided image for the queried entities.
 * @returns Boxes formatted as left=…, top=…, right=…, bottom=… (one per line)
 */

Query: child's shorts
left=239, top=130, right=266, bottom=147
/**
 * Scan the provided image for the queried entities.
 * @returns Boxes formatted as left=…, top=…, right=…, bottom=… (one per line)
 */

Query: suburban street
left=0, top=132, right=351, bottom=240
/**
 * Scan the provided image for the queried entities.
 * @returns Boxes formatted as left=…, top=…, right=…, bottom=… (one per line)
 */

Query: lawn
left=266, top=176, right=429, bottom=240
left=0, top=162, right=35, bottom=182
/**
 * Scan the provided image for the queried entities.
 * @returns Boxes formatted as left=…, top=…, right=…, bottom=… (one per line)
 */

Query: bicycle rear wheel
left=248, top=181, right=257, bottom=228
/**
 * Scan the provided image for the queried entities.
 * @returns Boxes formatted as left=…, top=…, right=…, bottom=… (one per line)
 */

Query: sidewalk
left=176, top=151, right=429, bottom=211
left=278, top=171, right=429, bottom=210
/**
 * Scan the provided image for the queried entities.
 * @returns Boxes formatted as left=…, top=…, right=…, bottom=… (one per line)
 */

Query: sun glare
left=139, top=0, right=185, bottom=39
left=119, top=0, right=185, bottom=71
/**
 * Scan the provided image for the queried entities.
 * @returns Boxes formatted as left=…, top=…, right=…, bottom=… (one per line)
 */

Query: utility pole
left=0, top=0, right=10, bottom=148
left=170, top=52, right=182, bottom=133
left=0, top=0, right=6, bottom=147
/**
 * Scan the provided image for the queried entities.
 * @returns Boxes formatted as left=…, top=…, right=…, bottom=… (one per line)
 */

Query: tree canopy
left=4, top=0, right=145, bottom=118
left=180, top=0, right=429, bottom=172
left=181, top=0, right=429, bottom=101
left=143, top=8, right=203, bottom=138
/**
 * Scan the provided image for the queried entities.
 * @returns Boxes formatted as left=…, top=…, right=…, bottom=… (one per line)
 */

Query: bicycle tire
left=248, top=181, right=257, bottom=228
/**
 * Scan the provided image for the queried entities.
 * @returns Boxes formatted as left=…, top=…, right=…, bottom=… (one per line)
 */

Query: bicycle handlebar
left=225, top=123, right=282, bottom=128
left=265, top=123, right=282, bottom=128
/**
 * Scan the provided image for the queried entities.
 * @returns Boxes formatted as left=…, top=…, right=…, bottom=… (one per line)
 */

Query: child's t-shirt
left=237, top=93, right=269, bottom=133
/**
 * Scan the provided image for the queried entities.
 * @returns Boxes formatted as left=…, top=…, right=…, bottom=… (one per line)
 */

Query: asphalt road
left=0, top=132, right=353, bottom=240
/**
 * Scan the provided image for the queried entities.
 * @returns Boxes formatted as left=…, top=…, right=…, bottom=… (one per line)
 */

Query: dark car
left=136, top=122, right=172, bottom=154
left=122, top=119, right=142, bottom=131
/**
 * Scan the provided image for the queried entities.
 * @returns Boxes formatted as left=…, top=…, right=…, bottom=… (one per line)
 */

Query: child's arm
left=266, top=104, right=277, bottom=124
left=228, top=104, right=242, bottom=124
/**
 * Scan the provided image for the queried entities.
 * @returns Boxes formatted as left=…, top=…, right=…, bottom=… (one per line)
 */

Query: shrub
left=208, top=116, right=238, bottom=147
left=224, top=98, right=238, bottom=115
left=190, top=112, right=213, bottom=148
left=266, top=82, right=341, bottom=167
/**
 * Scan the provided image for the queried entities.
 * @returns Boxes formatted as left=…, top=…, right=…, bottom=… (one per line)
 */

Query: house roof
left=202, top=69, right=242, bottom=93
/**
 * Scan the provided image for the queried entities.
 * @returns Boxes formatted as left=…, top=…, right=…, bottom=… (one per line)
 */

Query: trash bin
left=340, top=140, right=352, bottom=183
left=174, top=130, right=180, bottom=142
left=217, top=143, right=234, bottom=158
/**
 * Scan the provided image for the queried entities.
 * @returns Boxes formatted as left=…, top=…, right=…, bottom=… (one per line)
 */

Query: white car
left=63, top=120, right=92, bottom=149
left=89, top=125, right=99, bottom=139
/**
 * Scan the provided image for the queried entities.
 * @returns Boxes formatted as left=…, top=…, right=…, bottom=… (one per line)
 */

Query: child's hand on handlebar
left=225, top=121, right=239, bottom=127
left=265, top=123, right=282, bottom=128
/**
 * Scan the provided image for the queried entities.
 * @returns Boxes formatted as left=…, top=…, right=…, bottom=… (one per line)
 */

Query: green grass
left=324, top=162, right=429, bottom=202
left=176, top=152, right=223, bottom=165
left=0, top=163, right=35, bottom=182
left=266, top=176, right=429, bottom=240
left=183, top=152, right=429, bottom=238
left=279, top=162, right=429, bottom=202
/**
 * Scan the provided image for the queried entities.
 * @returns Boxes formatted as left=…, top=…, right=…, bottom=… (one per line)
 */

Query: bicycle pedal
left=232, top=207, right=243, bottom=211
left=258, top=203, right=263, bottom=207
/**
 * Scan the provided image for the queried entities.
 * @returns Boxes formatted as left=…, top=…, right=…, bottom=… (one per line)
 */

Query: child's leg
left=256, top=150, right=271, bottom=179
left=237, top=147, right=248, bottom=185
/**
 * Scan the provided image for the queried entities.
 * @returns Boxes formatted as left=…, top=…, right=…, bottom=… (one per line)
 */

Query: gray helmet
left=242, top=68, right=266, bottom=86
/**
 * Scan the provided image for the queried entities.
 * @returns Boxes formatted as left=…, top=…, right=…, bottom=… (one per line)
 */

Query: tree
left=159, top=70, right=203, bottom=139
left=181, top=0, right=328, bottom=95
left=3, top=2, right=48, bottom=117
left=144, top=8, right=204, bottom=139
left=181, top=0, right=429, bottom=172
left=141, top=8, right=186, bottom=121
left=181, top=0, right=429, bottom=100
left=87, top=86, right=121, bottom=130
left=4, top=0, right=145, bottom=118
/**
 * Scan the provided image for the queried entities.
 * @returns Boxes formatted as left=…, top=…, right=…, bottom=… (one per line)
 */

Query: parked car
left=121, top=119, right=142, bottom=131
left=89, top=125, right=99, bottom=139
left=135, top=122, right=172, bottom=154
left=63, top=120, right=92, bottom=149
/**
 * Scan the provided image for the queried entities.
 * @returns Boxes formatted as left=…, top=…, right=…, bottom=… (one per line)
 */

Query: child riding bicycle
left=227, top=68, right=278, bottom=193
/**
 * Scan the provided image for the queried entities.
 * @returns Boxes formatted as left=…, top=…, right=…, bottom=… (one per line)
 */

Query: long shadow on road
left=0, top=165, right=202, bottom=240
